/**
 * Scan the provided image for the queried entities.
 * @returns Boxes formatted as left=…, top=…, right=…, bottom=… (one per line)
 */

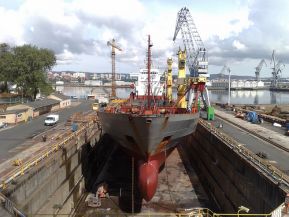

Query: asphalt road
left=216, top=107, right=287, bottom=135
left=210, top=117, right=289, bottom=172
left=0, top=101, right=91, bottom=160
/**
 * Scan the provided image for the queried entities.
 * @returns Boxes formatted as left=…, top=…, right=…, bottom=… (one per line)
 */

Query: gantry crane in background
left=173, top=7, right=212, bottom=118
left=219, top=65, right=231, bottom=78
left=271, top=50, right=285, bottom=88
left=255, top=59, right=266, bottom=82
left=107, top=39, right=122, bottom=98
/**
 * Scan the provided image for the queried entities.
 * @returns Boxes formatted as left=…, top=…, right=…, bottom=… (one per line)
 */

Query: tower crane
left=255, top=59, right=266, bottom=82
left=107, top=39, right=122, bottom=98
left=173, top=7, right=212, bottom=116
left=271, top=50, right=285, bottom=88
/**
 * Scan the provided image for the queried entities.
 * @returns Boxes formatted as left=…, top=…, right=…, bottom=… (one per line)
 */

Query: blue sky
left=0, top=0, right=288, bottom=78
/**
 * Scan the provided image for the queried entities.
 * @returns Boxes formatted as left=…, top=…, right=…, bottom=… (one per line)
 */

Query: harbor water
left=56, top=86, right=289, bottom=105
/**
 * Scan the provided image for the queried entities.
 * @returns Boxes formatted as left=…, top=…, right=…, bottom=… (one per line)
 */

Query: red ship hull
left=138, top=150, right=173, bottom=201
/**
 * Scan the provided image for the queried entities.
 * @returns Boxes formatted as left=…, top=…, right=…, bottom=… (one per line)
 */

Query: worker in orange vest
left=285, top=193, right=289, bottom=214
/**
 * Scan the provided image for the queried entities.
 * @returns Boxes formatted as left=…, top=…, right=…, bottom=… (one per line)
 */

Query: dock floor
left=142, top=148, right=210, bottom=213
left=74, top=147, right=211, bottom=216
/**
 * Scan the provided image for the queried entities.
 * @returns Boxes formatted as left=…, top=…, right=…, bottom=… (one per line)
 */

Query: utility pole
left=228, top=68, right=231, bottom=105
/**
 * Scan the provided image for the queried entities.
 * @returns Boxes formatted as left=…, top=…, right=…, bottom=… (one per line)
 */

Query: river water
left=56, top=86, right=289, bottom=105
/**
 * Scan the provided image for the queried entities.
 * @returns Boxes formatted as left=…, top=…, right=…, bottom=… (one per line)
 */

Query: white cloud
left=72, top=0, right=145, bottom=22
left=233, top=40, right=246, bottom=50
left=0, top=0, right=288, bottom=77
left=0, top=7, right=24, bottom=44
left=193, top=7, right=252, bottom=41
left=56, top=49, right=77, bottom=65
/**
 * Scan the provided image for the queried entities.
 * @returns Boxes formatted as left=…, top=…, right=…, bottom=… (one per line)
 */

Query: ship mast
left=147, top=35, right=153, bottom=109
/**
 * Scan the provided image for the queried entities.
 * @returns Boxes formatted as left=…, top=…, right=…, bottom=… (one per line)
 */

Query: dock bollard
left=42, top=135, right=47, bottom=142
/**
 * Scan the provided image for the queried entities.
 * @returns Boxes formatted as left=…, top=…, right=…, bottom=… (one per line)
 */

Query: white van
left=44, top=114, right=59, bottom=126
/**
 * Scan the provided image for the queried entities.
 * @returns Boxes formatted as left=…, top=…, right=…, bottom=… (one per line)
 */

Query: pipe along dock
left=0, top=110, right=288, bottom=216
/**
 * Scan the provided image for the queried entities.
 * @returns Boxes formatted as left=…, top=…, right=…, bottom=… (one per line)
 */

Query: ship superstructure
left=135, top=68, right=164, bottom=99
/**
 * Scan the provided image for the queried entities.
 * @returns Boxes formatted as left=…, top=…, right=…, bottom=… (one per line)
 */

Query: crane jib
left=173, top=7, right=208, bottom=78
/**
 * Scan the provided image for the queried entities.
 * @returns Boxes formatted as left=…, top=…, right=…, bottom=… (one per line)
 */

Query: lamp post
left=228, top=68, right=231, bottom=105
left=237, top=206, right=250, bottom=217
left=21, top=83, right=24, bottom=104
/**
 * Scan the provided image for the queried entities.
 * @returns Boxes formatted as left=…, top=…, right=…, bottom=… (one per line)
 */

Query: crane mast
left=107, top=39, right=122, bottom=98
left=271, top=50, right=285, bottom=88
left=255, top=59, right=266, bottom=82
left=173, top=7, right=208, bottom=78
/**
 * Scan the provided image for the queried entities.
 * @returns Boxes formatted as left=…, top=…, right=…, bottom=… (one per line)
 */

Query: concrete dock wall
left=3, top=128, right=100, bottom=216
left=182, top=122, right=287, bottom=213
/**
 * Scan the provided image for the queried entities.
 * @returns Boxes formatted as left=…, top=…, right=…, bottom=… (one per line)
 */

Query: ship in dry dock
left=98, top=35, right=208, bottom=201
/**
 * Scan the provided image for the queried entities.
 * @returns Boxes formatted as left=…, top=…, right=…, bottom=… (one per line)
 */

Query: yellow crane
left=166, top=58, right=173, bottom=102
left=107, top=39, right=122, bottom=98
left=177, top=48, right=187, bottom=109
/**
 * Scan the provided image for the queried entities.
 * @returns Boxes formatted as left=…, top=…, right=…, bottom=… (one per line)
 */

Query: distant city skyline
left=1, top=0, right=289, bottom=78
left=50, top=70, right=287, bottom=80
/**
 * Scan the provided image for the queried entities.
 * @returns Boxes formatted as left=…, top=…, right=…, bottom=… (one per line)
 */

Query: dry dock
left=0, top=107, right=289, bottom=216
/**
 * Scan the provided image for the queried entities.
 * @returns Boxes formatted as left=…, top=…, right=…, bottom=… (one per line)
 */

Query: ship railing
left=198, top=118, right=289, bottom=189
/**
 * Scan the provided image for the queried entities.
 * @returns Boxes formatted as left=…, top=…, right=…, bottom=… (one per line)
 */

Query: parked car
left=0, top=122, right=8, bottom=129
left=44, top=114, right=59, bottom=126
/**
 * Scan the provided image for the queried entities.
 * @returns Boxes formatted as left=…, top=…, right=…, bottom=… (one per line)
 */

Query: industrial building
left=210, top=79, right=265, bottom=89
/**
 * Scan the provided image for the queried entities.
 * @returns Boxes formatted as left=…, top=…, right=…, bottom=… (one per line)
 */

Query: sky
left=0, top=0, right=289, bottom=78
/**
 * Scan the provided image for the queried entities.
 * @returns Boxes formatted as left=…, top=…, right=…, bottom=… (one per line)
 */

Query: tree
left=0, top=44, right=56, bottom=99
left=13, top=45, right=56, bottom=99
left=0, top=43, right=14, bottom=93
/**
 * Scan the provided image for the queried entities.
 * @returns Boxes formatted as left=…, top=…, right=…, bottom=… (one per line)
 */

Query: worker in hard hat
left=285, top=193, right=289, bottom=214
